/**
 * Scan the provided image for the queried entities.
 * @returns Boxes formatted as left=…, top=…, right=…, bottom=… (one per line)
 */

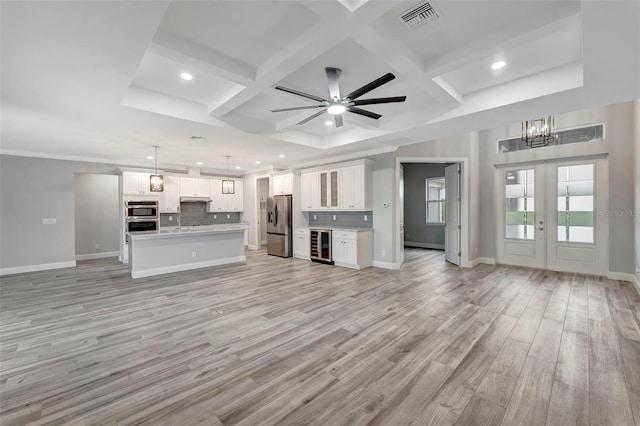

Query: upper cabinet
left=180, top=177, right=210, bottom=197
left=271, top=173, right=293, bottom=196
left=319, top=170, right=339, bottom=208
left=209, top=178, right=243, bottom=212
left=300, top=160, right=372, bottom=211
left=301, top=172, right=319, bottom=211
left=122, top=172, right=153, bottom=196
left=339, top=164, right=371, bottom=210
left=159, top=176, right=180, bottom=213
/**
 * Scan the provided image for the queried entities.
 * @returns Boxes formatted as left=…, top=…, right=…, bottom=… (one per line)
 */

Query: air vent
left=401, top=1, right=439, bottom=29
left=190, top=136, right=206, bottom=141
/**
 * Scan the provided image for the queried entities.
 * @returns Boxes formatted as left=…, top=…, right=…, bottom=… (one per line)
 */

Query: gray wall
left=74, top=173, right=119, bottom=256
left=478, top=101, right=637, bottom=274
left=1, top=155, right=116, bottom=271
left=635, top=100, right=640, bottom=281
left=402, top=163, right=453, bottom=248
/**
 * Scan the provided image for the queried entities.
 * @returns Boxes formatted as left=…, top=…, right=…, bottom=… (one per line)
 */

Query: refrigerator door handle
left=274, top=205, right=278, bottom=227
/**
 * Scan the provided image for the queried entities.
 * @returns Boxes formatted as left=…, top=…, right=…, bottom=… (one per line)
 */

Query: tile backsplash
left=159, top=202, right=241, bottom=227
left=307, top=211, right=373, bottom=228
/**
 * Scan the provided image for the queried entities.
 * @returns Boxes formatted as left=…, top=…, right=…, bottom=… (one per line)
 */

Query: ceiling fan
left=270, top=67, right=406, bottom=128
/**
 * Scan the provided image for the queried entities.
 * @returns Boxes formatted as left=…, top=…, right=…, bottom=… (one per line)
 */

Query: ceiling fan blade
left=347, top=107, right=382, bottom=120
left=297, top=110, right=326, bottom=125
left=275, top=86, right=326, bottom=103
left=271, top=105, right=326, bottom=112
left=334, top=114, right=343, bottom=128
left=344, top=73, right=396, bottom=100
left=352, top=96, right=406, bottom=106
left=325, top=67, right=341, bottom=100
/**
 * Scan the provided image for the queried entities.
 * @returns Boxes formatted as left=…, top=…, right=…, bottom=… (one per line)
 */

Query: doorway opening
left=400, top=162, right=462, bottom=266
left=256, top=177, right=270, bottom=250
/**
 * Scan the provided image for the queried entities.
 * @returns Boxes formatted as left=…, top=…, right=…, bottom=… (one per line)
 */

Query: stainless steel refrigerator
left=266, top=195, right=292, bottom=257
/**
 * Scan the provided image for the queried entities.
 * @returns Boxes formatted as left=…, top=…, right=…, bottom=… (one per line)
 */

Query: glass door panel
left=504, top=169, right=535, bottom=240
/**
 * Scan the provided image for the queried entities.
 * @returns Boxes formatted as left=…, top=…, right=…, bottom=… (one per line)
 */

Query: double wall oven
left=125, top=200, right=159, bottom=235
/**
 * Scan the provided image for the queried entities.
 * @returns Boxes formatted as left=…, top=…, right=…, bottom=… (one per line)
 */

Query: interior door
left=445, top=163, right=461, bottom=265
left=496, top=158, right=607, bottom=275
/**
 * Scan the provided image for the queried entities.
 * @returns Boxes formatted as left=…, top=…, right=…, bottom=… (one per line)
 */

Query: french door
left=496, top=157, right=608, bottom=275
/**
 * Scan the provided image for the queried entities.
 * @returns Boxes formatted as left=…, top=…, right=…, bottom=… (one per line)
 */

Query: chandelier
left=522, top=116, right=554, bottom=148
left=149, top=145, right=164, bottom=192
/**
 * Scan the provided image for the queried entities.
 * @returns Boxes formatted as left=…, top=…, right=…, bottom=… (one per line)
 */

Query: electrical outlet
left=42, top=218, right=56, bottom=225
left=313, top=214, right=317, bottom=220
left=94, top=243, right=99, bottom=249
left=364, top=215, right=368, bottom=221
left=214, top=214, right=217, bottom=219
left=227, top=214, right=230, bottom=219
left=332, top=215, right=336, bottom=221
left=382, top=249, right=386, bottom=256
left=169, top=216, right=173, bottom=221
left=191, top=251, right=197, bottom=258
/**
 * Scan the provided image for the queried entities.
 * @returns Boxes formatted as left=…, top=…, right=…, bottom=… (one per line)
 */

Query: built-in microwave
left=125, top=200, right=158, bottom=219
left=126, top=220, right=158, bottom=233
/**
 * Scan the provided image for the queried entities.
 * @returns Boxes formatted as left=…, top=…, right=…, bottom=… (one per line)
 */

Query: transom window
left=426, top=177, right=445, bottom=223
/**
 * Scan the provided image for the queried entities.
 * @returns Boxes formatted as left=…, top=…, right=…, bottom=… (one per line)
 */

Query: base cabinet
left=332, top=230, right=373, bottom=269
left=293, top=228, right=310, bottom=259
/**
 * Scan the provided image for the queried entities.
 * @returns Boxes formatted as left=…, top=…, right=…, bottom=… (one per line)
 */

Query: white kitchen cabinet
left=159, top=176, right=180, bottom=213
left=301, top=172, right=319, bottom=211
left=122, top=172, right=154, bottom=196
left=319, top=170, right=339, bottom=208
left=271, top=173, right=293, bottom=195
left=339, top=164, right=371, bottom=210
left=209, top=178, right=243, bottom=212
left=180, top=177, right=210, bottom=197
left=332, top=230, right=373, bottom=269
left=293, top=227, right=310, bottom=259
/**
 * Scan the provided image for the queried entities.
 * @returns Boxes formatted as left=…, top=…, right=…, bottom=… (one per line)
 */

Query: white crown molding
left=292, top=146, right=398, bottom=169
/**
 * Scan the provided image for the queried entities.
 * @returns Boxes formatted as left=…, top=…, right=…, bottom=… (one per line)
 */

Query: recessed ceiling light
left=180, top=72, right=193, bottom=80
left=325, top=121, right=332, bottom=126
left=491, top=61, right=506, bottom=70
left=279, top=154, right=285, bottom=158
left=256, top=160, right=261, bottom=164
left=235, top=166, right=241, bottom=169
left=196, top=161, right=203, bottom=165
left=146, top=156, right=154, bottom=160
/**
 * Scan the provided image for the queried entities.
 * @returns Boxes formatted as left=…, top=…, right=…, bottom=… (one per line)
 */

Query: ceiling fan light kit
left=271, top=67, right=406, bottom=127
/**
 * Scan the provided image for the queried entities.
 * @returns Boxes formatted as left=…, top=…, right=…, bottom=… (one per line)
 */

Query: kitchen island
left=127, top=224, right=248, bottom=278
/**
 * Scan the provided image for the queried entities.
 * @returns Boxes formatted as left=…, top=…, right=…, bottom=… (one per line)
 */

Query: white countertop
left=296, top=226, right=373, bottom=232
left=129, top=223, right=248, bottom=240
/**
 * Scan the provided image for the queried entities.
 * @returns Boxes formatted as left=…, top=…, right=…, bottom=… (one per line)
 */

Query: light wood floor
left=1, top=249, right=639, bottom=426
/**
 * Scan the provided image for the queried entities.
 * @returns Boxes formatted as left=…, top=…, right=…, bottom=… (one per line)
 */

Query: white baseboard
left=261, top=240, right=267, bottom=245
left=404, top=241, right=445, bottom=250
left=0, top=261, right=77, bottom=276
left=131, top=256, right=246, bottom=279
left=471, top=257, right=497, bottom=267
left=75, top=251, right=119, bottom=261
left=372, top=260, right=401, bottom=270
left=247, top=244, right=259, bottom=250
left=633, top=274, right=640, bottom=295
left=294, top=254, right=310, bottom=261
left=607, top=271, right=636, bottom=283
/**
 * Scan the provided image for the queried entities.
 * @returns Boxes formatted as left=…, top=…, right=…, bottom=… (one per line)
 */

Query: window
left=505, top=169, right=535, bottom=240
left=557, top=164, right=594, bottom=243
left=426, top=177, right=445, bottom=223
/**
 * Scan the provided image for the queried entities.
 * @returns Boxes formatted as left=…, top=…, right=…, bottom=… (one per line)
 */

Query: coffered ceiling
left=1, top=1, right=638, bottom=174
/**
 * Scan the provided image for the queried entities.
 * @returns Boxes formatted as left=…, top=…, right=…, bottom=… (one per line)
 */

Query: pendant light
left=222, top=155, right=235, bottom=194
left=149, top=145, right=164, bottom=192
left=522, top=116, right=555, bottom=148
